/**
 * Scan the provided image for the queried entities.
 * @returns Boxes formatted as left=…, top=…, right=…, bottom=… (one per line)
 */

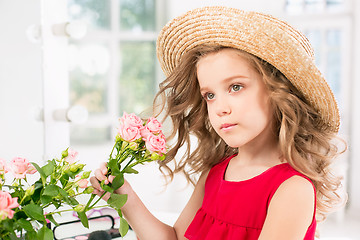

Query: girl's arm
left=90, top=163, right=209, bottom=240
left=258, top=175, right=315, bottom=240
left=173, top=170, right=209, bottom=239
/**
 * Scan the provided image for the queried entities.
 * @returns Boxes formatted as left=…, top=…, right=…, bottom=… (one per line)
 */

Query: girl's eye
left=231, top=84, right=243, bottom=92
left=204, top=92, right=215, bottom=100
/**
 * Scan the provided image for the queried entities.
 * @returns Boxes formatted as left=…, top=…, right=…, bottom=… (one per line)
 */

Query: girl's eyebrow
left=199, top=75, right=249, bottom=92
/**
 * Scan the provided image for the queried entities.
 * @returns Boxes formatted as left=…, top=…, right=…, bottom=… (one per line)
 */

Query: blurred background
left=0, top=0, right=359, bottom=239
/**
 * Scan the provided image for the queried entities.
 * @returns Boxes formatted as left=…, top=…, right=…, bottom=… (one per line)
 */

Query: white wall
left=349, top=0, right=360, bottom=217
left=0, top=0, right=44, bottom=163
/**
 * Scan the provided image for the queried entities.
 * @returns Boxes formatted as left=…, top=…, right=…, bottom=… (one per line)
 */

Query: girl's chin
left=223, top=140, right=241, bottom=149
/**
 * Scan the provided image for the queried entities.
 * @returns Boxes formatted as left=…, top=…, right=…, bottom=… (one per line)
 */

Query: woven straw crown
left=156, top=6, right=340, bottom=133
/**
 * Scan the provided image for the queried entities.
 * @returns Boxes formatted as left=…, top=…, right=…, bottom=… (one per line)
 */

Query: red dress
left=185, top=155, right=316, bottom=240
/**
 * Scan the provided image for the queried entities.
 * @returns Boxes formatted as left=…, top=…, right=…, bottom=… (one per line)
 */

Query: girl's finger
left=108, top=175, right=115, bottom=183
left=94, top=168, right=107, bottom=181
left=90, top=176, right=102, bottom=189
left=100, top=162, right=108, bottom=174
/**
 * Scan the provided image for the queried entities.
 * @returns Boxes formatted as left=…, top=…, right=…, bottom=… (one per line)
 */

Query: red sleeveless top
left=185, top=155, right=316, bottom=239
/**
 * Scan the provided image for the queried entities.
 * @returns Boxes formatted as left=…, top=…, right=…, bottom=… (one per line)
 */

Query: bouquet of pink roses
left=86, top=112, right=167, bottom=236
left=0, top=112, right=167, bottom=239
left=0, top=148, right=93, bottom=240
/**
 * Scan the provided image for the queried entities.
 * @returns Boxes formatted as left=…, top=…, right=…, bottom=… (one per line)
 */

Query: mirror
left=0, top=0, right=44, bottom=162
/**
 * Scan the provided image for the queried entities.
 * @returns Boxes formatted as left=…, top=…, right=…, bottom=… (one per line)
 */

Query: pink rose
left=145, top=117, right=162, bottom=134
left=64, top=148, right=78, bottom=164
left=120, top=112, right=143, bottom=129
left=119, top=125, right=142, bottom=142
left=145, top=134, right=167, bottom=154
left=0, top=158, right=8, bottom=175
left=26, top=163, right=37, bottom=174
left=140, top=126, right=152, bottom=140
left=9, top=157, right=33, bottom=179
left=0, top=190, right=19, bottom=220
left=75, top=175, right=89, bottom=188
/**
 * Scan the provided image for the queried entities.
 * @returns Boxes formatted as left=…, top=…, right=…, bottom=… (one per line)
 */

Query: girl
left=90, top=6, right=345, bottom=240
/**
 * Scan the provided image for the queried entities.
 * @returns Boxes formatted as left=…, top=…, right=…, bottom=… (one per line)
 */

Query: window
left=284, top=0, right=351, bottom=130
left=67, top=0, right=163, bottom=145
left=285, top=0, right=347, bottom=13
left=284, top=0, right=353, bottom=217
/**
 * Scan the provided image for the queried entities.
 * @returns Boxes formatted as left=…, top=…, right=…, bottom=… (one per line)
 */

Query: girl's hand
left=90, top=162, right=111, bottom=200
left=90, top=162, right=132, bottom=201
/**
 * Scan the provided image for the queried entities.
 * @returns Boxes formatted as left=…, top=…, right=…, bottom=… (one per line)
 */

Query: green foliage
left=0, top=148, right=103, bottom=240
left=77, top=211, right=89, bottom=229
left=107, top=193, right=127, bottom=210
left=37, top=225, right=54, bottom=240
left=92, top=113, right=167, bottom=237
left=119, top=216, right=130, bottom=236
left=23, top=203, right=45, bottom=222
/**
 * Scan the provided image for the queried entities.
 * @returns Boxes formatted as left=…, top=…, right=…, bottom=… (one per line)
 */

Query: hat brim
left=156, top=6, right=340, bottom=133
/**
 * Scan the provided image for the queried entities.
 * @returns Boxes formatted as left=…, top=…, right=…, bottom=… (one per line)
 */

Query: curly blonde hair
left=153, top=44, right=345, bottom=223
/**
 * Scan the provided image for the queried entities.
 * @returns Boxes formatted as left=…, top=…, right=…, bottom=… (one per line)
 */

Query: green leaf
left=34, top=180, right=44, bottom=189
left=53, top=200, right=61, bottom=209
left=1, top=218, right=14, bottom=233
left=37, top=225, right=54, bottom=240
left=60, top=174, right=69, bottom=187
left=40, top=195, right=53, bottom=205
left=25, top=230, right=38, bottom=240
left=63, top=196, right=79, bottom=205
left=107, top=193, right=127, bottom=209
left=122, top=166, right=139, bottom=174
left=119, top=217, right=129, bottom=236
left=43, top=184, right=60, bottom=197
left=108, top=158, right=121, bottom=175
left=58, top=188, right=69, bottom=197
left=42, top=160, right=56, bottom=177
left=77, top=211, right=89, bottom=228
left=8, top=232, right=19, bottom=240
left=23, top=203, right=45, bottom=222
left=45, top=214, right=59, bottom=226
left=100, top=181, right=114, bottom=193
left=31, top=162, right=46, bottom=184
left=14, top=210, right=27, bottom=220
left=16, top=218, right=34, bottom=231
left=117, top=209, right=123, bottom=217
left=111, top=173, right=124, bottom=190
left=66, top=169, right=81, bottom=179
left=32, top=181, right=43, bottom=203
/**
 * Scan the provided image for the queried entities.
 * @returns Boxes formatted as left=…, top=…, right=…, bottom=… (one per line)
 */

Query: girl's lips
left=220, top=123, right=236, bottom=131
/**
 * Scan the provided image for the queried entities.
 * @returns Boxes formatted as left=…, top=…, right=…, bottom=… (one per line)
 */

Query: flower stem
left=89, top=192, right=107, bottom=209
left=85, top=193, right=96, bottom=210
left=121, top=156, right=135, bottom=172
left=109, top=143, right=116, bottom=159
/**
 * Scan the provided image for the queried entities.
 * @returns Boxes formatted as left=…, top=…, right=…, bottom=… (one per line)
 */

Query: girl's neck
left=234, top=131, right=283, bottom=167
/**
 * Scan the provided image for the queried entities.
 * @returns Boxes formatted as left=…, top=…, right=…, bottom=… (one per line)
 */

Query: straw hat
left=156, top=6, right=340, bottom=133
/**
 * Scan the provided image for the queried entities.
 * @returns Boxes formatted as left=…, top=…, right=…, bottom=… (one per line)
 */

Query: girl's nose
left=215, top=98, right=231, bottom=116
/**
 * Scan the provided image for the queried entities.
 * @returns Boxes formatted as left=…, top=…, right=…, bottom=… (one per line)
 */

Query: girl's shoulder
left=267, top=163, right=316, bottom=205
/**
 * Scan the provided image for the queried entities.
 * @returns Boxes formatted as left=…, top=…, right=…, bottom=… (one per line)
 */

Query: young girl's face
left=197, top=48, right=275, bottom=149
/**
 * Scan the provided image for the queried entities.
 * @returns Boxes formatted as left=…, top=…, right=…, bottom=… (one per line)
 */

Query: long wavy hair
left=153, top=44, right=345, bottom=223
